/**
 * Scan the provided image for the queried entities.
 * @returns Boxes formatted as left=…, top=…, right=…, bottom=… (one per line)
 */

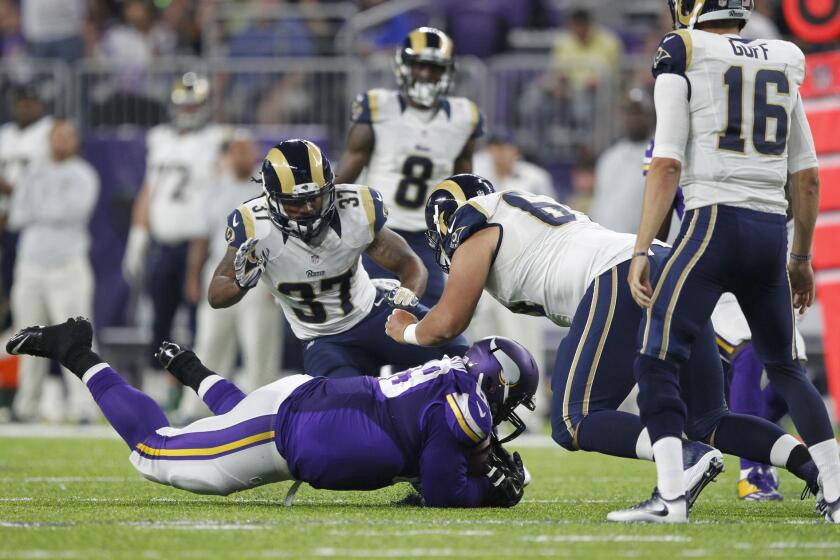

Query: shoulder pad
left=351, top=89, right=399, bottom=125
left=652, top=30, right=692, bottom=78
left=445, top=97, right=485, bottom=140
left=444, top=391, right=492, bottom=447
left=443, top=201, right=491, bottom=260
left=334, top=184, right=388, bottom=246
left=225, top=197, right=268, bottom=248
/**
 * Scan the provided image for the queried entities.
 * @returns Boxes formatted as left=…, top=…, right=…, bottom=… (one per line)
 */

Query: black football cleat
left=6, top=317, right=93, bottom=361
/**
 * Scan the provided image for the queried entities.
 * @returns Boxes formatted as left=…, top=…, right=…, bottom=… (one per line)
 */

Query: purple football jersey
left=274, top=357, right=495, bottom=506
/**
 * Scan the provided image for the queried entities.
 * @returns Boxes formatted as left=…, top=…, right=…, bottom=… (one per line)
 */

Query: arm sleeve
left=651, top=74, right=690, bottom=164
left=787, top=95, right=818, bottom=174
left=419, top=405, right=493, bottom=508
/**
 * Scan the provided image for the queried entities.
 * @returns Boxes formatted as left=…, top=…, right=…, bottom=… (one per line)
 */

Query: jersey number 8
left=395, top=155, right=433, bottom=209
left=719, top=67, right=790, bottom=156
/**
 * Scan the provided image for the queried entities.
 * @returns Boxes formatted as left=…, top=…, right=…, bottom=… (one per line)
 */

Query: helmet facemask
left=395, top=59, right=454, bottom=108
left=264, top=181, right=336, bottom=242
left=426, top=203, right=453, bottom=273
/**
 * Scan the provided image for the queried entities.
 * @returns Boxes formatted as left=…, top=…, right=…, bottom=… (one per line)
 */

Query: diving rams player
left=7, top=317, right=535, bottom=508
left=622, top=0, right=840, bottom=522
left=385, top=174, right=822, bottom=514
left=123, top=73, right=227, bottom=378
left=209, top=139, right=467, bottom=378
left=336, top=27, right=484, bottom=307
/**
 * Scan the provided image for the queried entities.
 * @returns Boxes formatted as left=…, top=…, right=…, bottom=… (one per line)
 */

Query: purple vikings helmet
left=464, top=336, right=539, bottom=443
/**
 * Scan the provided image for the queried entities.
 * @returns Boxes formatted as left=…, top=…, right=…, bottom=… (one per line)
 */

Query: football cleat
left=820, top=495, right=840, bottom=523
left=607, top=489, right=688, bottom=523
left=6, top=317, right=92, bottom=361
left=738, top=466, right=783, bottom=501
left=683, top=441, right=725, bottom=510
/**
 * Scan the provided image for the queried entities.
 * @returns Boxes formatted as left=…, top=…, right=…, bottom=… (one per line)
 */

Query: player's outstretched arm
left=207, top=246, right=248, bottom=309
left=386, top=227, right=496, bottom=346
left=366, top=227, right=428, bottom=296
left=335, top=123, right=374, bottom=184
left=418, top=406, right=494, bottom=508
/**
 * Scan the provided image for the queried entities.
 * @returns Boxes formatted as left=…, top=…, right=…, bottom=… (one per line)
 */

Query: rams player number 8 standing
left=336, top=27, right=484, bottom=308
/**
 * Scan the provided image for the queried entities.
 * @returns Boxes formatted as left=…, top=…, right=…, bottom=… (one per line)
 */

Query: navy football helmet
left=464, top=336, right=539, bottom=443
left=170, top=72, right=211, bottom=130
left=394, top=27, right=455, bottom=108
left=424, top=174, right=495, bottom=273
left=261, top=139, right=336, bottom=242
left=668, top=0, right=752, bottom=29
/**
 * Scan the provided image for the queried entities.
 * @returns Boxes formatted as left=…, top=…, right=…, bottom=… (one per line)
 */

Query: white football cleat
left=682, top=441, right=724, bottom=510
left=607, top=489, right=688, bottom=523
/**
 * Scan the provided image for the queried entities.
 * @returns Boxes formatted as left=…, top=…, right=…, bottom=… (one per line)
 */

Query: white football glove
left=122, top=226, right=149, bottom=284
left=386, top=286, right=420, bottom=310
left=233, top=238, right=269, bottom=290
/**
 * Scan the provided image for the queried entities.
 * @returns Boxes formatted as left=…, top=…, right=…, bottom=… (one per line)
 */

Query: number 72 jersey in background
left=225, top=184, right=388, bottom=340
left=351, top=89, right=484, bottom=231
left=652, top=29, right=814, bottom=215
left=146, top=124, right=228, bottom=243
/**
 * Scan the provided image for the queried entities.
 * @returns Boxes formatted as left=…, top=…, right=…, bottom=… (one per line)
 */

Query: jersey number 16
left=719, top=67, right=790, bottom=156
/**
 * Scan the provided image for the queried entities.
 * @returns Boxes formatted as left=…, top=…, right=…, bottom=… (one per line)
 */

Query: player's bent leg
left=129, top=375, right=308, bottom=495
left=158, top=342, right=246, bottom=415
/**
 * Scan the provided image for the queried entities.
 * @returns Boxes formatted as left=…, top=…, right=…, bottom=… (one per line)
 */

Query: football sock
left=83, top=365, right=169, bottom=450
left=167, top=351, right=216, bottom=393
left=728, top=345, right=766, bottom=472
left=63, top=347, right=106, bottom=379
left=198, top=375, right=246, bottom=415
left=574, top=411, right=647, bottom=459
left=808, top=439, right=840, bottom=502
left=636, top=428, right=653, bottom=461
left=652, top=436, right=685, bottom=500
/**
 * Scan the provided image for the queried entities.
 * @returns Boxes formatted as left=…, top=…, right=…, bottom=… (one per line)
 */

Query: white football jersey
left=351, top=89, right=483, bottom=232
left=146, top=124, right=227, bottom=243
left=651, top=29, right=815, bottom=214
left=444, top=190, right=640, bottom=327
left=0, top=115, right=53, bottom=187
left=225, top=184, right=386, bottom=340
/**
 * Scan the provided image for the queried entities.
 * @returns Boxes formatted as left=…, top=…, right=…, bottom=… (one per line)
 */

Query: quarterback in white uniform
left=622, top=0, right=839, bottom=523
left=208, top=139, right=467, bottom=379
left=122, top=73, right=227, bottom=377
left=385, top=174, right=823, bottom=514
left=336, top=27, right=484, bottom=307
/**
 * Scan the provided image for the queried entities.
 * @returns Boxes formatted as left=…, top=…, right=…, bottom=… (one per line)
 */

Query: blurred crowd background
left=0, top=0, right=838, bottom=424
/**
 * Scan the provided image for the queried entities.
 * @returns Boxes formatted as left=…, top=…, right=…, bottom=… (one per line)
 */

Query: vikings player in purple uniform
left=7, top=317, right=536, bottom=507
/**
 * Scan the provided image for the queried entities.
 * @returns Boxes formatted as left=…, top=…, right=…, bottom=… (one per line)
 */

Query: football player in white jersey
left=385, top=174, right=823, bottom=515
left=621, top=0, right=840, bottom=523
left=336, top=27, right=484, bottom=308
left=0, top=84, right=53, bottom=325
left=208, top=139, right=467, bottom=379
left=122, top=73, right=228, bottom=383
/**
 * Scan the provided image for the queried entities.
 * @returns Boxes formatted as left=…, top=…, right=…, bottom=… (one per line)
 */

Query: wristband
left=632, top=251, right=649, bottom=258
left=790, top=253, right=812, bottom=263
left=403, top=323, right=420, bottom=345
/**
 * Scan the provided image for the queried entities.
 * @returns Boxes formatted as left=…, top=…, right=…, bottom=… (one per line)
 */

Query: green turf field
left=1, top=434, right=838, bottom=559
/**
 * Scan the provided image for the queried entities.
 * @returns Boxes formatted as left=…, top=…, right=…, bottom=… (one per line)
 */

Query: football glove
left=386, top=286, right=420, bottom=310
left=233, top=238, right=269, bottom=290
left=483, top=448, right=525, bottom=508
